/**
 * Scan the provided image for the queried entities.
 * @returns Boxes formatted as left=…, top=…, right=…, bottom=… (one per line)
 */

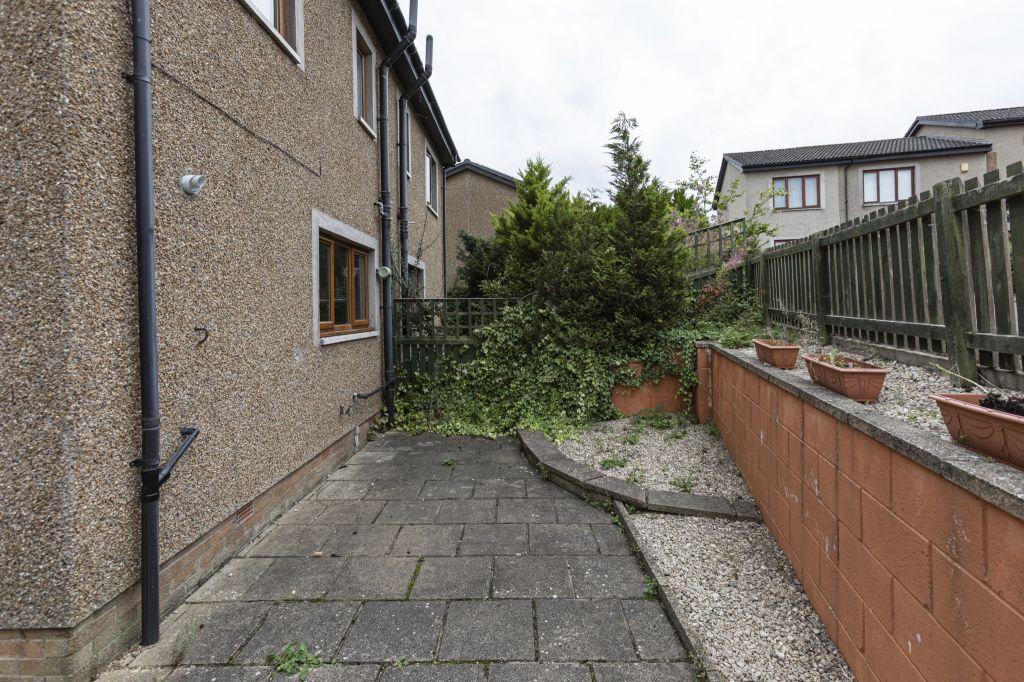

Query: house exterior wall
left=720, top=152, right=988, bottom=243
left=1, top=0, right=446, bottom=676
left=913, top=123, right=1024, bottom=172
left=443, top=171, right=516, bottom=292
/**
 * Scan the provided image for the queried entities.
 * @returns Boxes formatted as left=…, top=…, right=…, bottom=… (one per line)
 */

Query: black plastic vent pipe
left=377, top=0, right=418, bottom=427
left=129, top=0, right=198, bottom=646
left=398, top=35, right=433, bottom=282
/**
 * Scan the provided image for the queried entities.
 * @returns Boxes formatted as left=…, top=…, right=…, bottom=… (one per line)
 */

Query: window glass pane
left=879, top=170, right=896, bottom=203
left=897, top=169, right=913, bottom=200
left=863, top=172, right=878, bottom=203
left=354, top=254, right=366, bottom=320
left=804, top=176, right=818, bottom=207
left=250, top=0, right=275, bottom=22
left=355, top=51, right=365, bottom=119
left=334, top=244, right=349, bottom=325
left=318, top=240, right=331, bottom=323
left=788, top=178, right=803, bottom=208
left=425, top=153, right=432, bottom=202
left=773, top=178, right=787, bottom=208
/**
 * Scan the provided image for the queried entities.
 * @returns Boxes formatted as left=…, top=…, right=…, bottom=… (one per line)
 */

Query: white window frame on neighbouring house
left=404, top=108, right=413, bottom=178
left=863, top=166, right=915, bottom=205
left=311, top=209, right=380, bottom=346
left=239, top=0, right=304, bottom=64
left=352, top=14, right=376, bottom=136
left=406, top=255, right=426, bottom=298
left=772, top=174, right=820, bottom=210
left=425, top=146, right=439, bottom=214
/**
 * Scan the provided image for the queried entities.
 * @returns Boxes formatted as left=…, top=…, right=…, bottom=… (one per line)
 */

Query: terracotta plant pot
left=931, top=394, right=1024, bottom=469
left=753, top=339, right=800, bottom=369
left=802, top=354, right=890, bottom=403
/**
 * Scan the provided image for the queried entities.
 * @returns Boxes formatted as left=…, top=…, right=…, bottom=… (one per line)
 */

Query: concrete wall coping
left=699, top=341, right=1024, bottom=522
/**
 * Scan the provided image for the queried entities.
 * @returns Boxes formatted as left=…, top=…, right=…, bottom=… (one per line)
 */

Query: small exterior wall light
left=179, top=174, right=206, bottom=196
left=376, top=266, right=392, bottom=280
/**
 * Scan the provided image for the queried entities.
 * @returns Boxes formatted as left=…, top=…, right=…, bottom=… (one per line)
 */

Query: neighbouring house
left=716, top=105, right=1024, bottom=244
left=443, top=159, right=518, bottom=293
left=1, top=0, right=456, bottom=679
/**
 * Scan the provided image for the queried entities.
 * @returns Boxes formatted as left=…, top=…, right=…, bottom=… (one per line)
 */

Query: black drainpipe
left=378, top=0, right=418, bottom=427
left=398, top=35, right=433, bottom=282
left=129, top=0, right=198, bottom=646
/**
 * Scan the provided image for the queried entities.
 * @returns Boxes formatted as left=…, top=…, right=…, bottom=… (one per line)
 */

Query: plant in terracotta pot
left=930, top=370, right=1024, bottom=469
left=753, top=337, right=801, bottom=369
left=802, top=349, right=890, bottom=403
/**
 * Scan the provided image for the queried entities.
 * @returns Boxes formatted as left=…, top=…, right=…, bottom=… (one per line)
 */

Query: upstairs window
left=247, top=0, right=298, bottom=48
left=772, top=175, right=820, bottom=210
left=354, top=27, right=375, bottom=130
left=425, top=149, right=439, bottom=212
left=863, top=167, right=914, bottom=204
left=318, top=234, right=370, bottom=337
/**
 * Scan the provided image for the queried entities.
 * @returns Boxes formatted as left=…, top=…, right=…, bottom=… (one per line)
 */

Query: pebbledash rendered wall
left=1, top=0, right=448, bottom=678
left=696, top=343, right=1024, bottom=681
left=443, top=167, right=516, bottom=292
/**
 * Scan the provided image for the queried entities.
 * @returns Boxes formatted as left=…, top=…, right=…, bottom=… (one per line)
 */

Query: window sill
left=426, top=203, right=439, bottom=218
left=772, top=206, right=822, bottom=212
left=239, top=0, right=302, bottom=65
left=358, top=116, right=377, bottom=139
left=320, top=329, right=379, bottom=346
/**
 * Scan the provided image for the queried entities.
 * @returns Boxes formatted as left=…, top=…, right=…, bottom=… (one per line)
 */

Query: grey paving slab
left=492, top=556, right=572, bottom=599
left=409, top=557, right=492, bottom=599
left=496, top=498, right=557, bottom=524
left=379, top=664, right=486, bottom=680
left=348, top=449, right=400, bottom=464
left=472, top=478, right=527, bottom=498
left=280, top=500, right=328, bottom=524
left=245, top=557, right=344, bottom=600
left=246, top=523, right=333, bottom=557
left=187, top=558, right=273, bottom=602
left=376, top=501, right=440, bottom=525
left=419, top=480, right=476, bottom=499
left=389, top=525, right=463, bottom=557
left=591, top=663, right=695, bottom=681
left=319, top=480, right=373, bottom=500
left=327, top=557, right=418, bottom=599
left=621, top=600, right=687, bottom=661
left=305, top=665, right=381, bottom=681
left=592, top=525, right=632, bottom=555
left=323, top=524, right=400, bottom=557
left=436, top=499, right=497, bottom=524
left=364, top=479, right=427, bottom=500
left=164, top=667, right=272, bottom=681
left=329, top=464, right=396, bottom=481
left=488, top=663, right=591, bottom=682
left=316, top=501, right=385, bottom=525
left=535, top=599, right=636, bottom=661
left=525, top=480, right=576, bottom=499
left=528, top=524, right=599, bottom=555
left=555, top=498, right=614, bottom=524
left=233, top=601, right=358, bottom=664
left=451, top=463, right=513, bottom=480
left=437, top=600, right=534, bottom=662
left=96, top=668, right=171, bottom=681
left=336, top=601, right=445, bottom=663
left=458, top=523, right=528, bottom=556
left=135, top=602, right=267, bottom=666
left=567, top=556, right=648, bottom=598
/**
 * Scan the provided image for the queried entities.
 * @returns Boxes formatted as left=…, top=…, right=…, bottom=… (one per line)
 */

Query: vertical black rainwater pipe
left=131, top=0, right=199, bottom=645
left=378, top=0, right=418, bottom=427
left=398, top=35, right=433, bottom=282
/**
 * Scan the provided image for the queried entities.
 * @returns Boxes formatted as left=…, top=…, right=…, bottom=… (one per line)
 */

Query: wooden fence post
left=811, top=234, right=830, bottom=343
left=932, top=178, right=977, bottom=385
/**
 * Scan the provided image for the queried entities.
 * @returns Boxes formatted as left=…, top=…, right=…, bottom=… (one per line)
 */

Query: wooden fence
left=394, top=297, right=518, bottom=375
left=686, top=218, right=745, bottom=277
left=750, top=161, right=1024, bottom=389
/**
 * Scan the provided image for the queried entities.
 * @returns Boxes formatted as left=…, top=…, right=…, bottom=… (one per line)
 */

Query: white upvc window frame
left=352, top=13, right=377, bottom=137
left=425, top=145, right=439, bottom=215
left=311, top=209, right=380, bottom=346
left=238, top=0, right=305, bottom=66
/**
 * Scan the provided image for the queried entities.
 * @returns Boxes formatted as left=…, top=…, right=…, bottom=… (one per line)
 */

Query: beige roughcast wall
left=444, top=170, right=516, bottom=291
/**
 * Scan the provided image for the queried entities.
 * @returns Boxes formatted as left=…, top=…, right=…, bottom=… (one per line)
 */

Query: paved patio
left=108, top=434, right=694, bottom=681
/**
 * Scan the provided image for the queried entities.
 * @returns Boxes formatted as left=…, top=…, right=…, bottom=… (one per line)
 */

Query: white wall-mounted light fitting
left=179, top=174, right=206, bottom=196
left=376, top=266, right=392, bottom=280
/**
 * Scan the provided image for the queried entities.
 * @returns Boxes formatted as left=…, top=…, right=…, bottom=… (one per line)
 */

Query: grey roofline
left=359, top=0, right=459, bottom=166
left=906, top=115, right=1024, bottom=137
left=722, top=143, right=991, bottom=174
left=444, top=159, right=517, bottom=187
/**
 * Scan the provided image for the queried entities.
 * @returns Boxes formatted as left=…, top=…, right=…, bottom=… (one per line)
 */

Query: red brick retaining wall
left=701, top=346, right=1024, bottom=682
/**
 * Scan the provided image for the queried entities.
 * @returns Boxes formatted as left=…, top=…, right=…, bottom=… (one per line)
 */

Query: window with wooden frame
left=772, top=175, right=820, bottom=210
left=863, top=167, right=914, bottom=204
left=318, top=234, right=371, bottom=336
left=247, top=0, right=297, bottom=48
left=354, top=30, right=374, bottom=128
left=425, top=149, right=439, bottom=212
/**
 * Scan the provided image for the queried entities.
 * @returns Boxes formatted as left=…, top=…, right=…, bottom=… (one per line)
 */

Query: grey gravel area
left=736, top=345, right=1024, bottom=442
left=632, top=513, right=854, bottom=682
left=560, top=418, right=752, bottom=503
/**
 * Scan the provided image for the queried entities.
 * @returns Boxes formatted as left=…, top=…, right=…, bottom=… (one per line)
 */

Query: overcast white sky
left=416, top=0, right=1024, bottom=194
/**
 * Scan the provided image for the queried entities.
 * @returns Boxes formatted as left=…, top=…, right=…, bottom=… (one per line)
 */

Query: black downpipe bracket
left=130, top=0, right=198, bottom=646
left=398, top=35, right=434, bottom=282
left=378, top=0, right=418, bottom=427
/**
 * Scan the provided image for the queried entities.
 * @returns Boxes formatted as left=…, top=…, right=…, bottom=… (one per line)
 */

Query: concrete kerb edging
left=613, top=500, right=725, bottom=682
left=516, top=429, right=761, bottom=522
left=699, top=341, right=1024, bottom=523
